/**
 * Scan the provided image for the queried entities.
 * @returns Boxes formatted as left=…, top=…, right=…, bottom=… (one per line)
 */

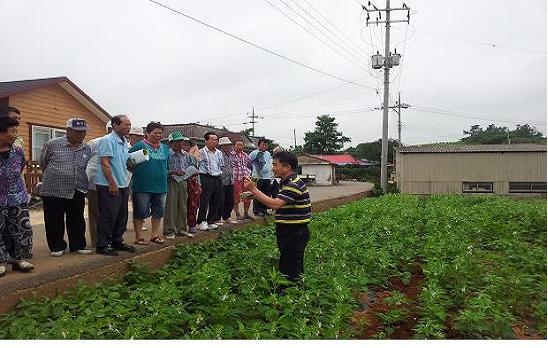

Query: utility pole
left=244, top=107, right=263, bottom=136
left=374, top=92, right=410, bottom=147
left=293, top=129, right=297, bottom=149
left=364, top=0, right=411, bottom=192
left=393, top=92, right=411, bottom=147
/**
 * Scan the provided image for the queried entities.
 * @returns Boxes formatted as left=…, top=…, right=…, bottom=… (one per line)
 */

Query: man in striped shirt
left=244, top=151, right=311, bottom=282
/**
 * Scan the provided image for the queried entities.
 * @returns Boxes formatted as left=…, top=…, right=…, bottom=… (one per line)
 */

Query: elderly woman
left=0, top=117, right=33, bottom=276
left=182, top=139, right=201, bottom=236
left=129, top=122, right=170, bottom=245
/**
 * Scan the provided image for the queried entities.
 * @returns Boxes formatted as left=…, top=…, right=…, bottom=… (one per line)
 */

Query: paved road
left=0, top=181, right=372, bottom=298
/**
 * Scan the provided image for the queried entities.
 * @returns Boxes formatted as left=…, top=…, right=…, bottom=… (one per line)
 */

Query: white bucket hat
left=129, top=126, right=144, bottom=136
left=218, top=136, right=233, bottom=145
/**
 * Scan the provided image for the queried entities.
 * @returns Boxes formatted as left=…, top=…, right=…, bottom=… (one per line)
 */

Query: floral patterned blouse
left=0, top=146, right=28, bottom=208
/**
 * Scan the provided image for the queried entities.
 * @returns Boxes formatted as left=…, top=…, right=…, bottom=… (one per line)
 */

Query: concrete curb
left=0, top=190, right=370, bottom=315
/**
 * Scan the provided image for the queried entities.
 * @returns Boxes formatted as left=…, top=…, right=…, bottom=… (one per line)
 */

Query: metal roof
left=397, top=144, right=547, bottom=153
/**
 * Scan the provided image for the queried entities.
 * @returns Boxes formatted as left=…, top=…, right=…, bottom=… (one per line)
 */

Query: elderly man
left=94, top=115, right=135, bottom=256
left=231, top=139, right=253, bottom=220
left=197, top=132, right=224, bottom=231
left=249, top=138, right=274, bottom=217
left=163, top=131, right=193, bottom=239
left=40, top=118, right=93, bottom=256
left=217, top=136, right=238, bottom=225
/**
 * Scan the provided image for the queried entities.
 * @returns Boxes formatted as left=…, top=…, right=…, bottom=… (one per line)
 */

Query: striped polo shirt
left=275, top=174, right=311, bottom=224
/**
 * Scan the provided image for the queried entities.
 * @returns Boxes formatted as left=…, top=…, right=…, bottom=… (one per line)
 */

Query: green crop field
left=0, top=194, right=545, bottom=339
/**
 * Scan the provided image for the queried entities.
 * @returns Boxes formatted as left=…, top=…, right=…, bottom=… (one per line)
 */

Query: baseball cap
left=66, top=118, right=88, bottom=131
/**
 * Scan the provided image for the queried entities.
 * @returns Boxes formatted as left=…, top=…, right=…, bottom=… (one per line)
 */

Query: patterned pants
left=186, top=177, right=200, bottom=228
left=0, top=204, right=33, bottom=263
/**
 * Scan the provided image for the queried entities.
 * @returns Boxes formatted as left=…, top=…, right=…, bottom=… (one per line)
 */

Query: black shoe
left=114, top=243, right=136, bottom=253
left=96, top=245, right=119, bottom=256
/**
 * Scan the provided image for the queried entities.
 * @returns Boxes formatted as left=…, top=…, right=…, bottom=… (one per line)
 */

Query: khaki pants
left=163, top=180, right=188, bottom=236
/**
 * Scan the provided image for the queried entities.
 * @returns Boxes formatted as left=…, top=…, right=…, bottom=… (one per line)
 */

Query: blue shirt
left=249, top=149, right=274, bottom=179
left=95, top=132, right=130, bottom=188
left=198, top=147, right=224, bottom=176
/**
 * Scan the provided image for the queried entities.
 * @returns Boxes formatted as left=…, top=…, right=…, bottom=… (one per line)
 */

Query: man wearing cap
left=39, top=118, right=93, bottom=256
left=163, top=131, right=194, bottom=239
left=217, top=136, right=238, bottom=225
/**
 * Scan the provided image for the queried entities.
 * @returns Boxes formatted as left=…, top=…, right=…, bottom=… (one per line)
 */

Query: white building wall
left=301, top=164, right=334, bottom=185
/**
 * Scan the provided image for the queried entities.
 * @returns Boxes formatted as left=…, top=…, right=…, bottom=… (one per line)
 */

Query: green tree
left=346, top=138, right=399, bottom=163
left=303, top=115, right=351, bottom=154
left=461, top=123, right=545, bottom=144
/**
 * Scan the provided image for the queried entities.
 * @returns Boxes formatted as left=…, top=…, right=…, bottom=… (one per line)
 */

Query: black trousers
left=218, top=184, right=234, bottom=220
left=96, top=185, right=129, bottom=249
left=275, top=223, right=310, bottom=281
left=253, top=179, right=272, bottom=215
left=197, top=174, right=222, bottom=224
left=42, top=191, right=87, bottom=252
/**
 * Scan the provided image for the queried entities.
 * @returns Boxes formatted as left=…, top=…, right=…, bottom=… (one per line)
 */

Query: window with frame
left=509, top=182, right=547, bottom=193
left=31, top=125, right=66, bottom=161
left=462, top=182, right=493, bottom=193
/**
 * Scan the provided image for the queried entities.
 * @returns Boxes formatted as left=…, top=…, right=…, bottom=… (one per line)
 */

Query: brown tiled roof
left=162, top=123, right=256, bottom=149
left=398, top=144, right=547, bottom=153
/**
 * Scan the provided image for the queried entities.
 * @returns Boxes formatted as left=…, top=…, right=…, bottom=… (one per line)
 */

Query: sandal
left=134, top=237, right=149, bottom=245
left=150, top=236, right=165, bottom=244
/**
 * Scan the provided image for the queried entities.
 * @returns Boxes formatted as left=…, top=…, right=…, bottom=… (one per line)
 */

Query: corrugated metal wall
left=396, top=151, right=547, bottom=195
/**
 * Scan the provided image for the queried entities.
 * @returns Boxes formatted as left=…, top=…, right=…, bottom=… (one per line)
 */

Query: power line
left=255, top=75, right=370, bottom=112
left=410, top=106, right=547, bottom=126
left=262, top=90, right=375, bottom=117
left=297, top=0, right=371, bottom=58
left=147, top=0, right=376, bottom=89
left=393, top=27, right=546, bottom=55
left=203, top=75, right=371, bottom=124
left=263, top=0, right=369, bottom=72
left=275, top=0, right=370, bottom=69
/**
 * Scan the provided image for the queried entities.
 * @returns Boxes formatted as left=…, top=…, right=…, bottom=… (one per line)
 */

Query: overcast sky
left=1, top=0, right=546, bottom=148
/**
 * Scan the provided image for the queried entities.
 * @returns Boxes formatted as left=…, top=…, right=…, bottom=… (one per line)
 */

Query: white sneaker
left=165, top=234, right=175, bottom=240
left=50, top=250, right=64, bottom=257
left=198, top=221, right=209, bottom=231
left=208, top=223, right=218, bottom=230
left=0, top=265, right=6, bottom=277
left=14, top=260, right=34, bottom=272
left=74, top=249, right=93, bottom=254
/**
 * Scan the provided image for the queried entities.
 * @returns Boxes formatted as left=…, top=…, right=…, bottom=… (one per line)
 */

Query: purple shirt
left=0, top=146, right=28, bottom=207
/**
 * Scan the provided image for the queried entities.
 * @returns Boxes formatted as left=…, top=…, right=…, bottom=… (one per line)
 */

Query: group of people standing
left=0, top=108, right=299, bottom=278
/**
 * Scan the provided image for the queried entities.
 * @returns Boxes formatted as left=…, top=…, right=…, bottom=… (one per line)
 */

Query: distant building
left=308, top=154, right=362, bottom=166
left=162, top=123, right=257, bottom=151
left=297, top=154, right=337, bottom=186
left=395, top=144, right=547, bottom=196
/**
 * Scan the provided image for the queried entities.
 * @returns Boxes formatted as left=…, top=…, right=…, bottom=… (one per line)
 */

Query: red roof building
left=308, top=154, right=361, bottom=166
